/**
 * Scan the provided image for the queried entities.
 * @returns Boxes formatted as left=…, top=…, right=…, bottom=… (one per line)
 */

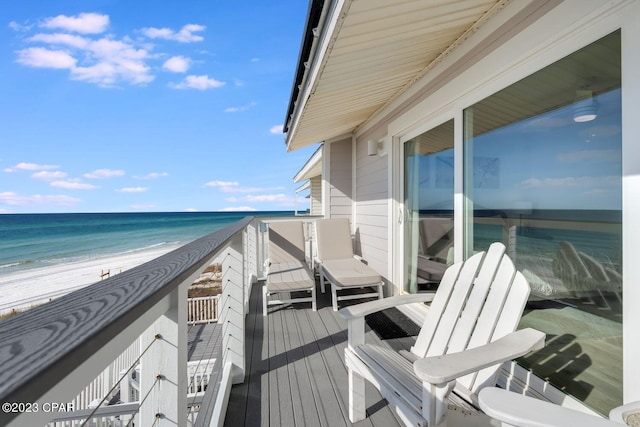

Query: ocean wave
left=0, top=260, right=34, bottom=270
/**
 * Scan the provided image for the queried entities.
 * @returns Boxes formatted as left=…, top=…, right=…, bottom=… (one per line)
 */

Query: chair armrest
left=610, top=401, right=640, bottom=424
left=338, top=293, right=436, bottom=320
left=478, top=387, right=621, bottom=427
left=414, top=328, right=545, bottom=385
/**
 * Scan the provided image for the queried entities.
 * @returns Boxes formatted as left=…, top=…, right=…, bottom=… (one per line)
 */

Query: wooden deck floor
left=225, top=280, right=419, bottom=427
left=188, top=322, right=220, bottom=362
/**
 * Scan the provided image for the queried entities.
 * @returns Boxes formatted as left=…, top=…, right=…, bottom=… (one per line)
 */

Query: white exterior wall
left=353, top=136, right=388, bottom=277
left=310, top=176, right=322, bottom=216
left=326, top=137, right=353, bottom=220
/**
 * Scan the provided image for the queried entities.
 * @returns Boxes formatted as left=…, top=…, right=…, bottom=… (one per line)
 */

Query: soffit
left=287, top=0, right=504, bottom=151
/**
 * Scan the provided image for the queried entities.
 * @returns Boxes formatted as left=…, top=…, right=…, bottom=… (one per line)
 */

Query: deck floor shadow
left=225, top=279, right=417, bottom=427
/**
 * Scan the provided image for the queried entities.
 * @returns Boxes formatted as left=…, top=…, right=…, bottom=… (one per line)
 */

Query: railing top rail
left=0, top=215, right=255, bottom=407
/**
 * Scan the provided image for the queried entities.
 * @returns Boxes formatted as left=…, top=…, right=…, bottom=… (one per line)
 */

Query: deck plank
left=226, top=281, right=412, bottom=427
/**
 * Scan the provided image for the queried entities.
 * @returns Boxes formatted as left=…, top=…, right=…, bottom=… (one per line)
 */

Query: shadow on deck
left=225, top=279, right=418, bottom=427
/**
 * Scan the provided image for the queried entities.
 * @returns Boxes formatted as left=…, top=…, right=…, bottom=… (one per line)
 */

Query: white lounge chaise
left=315, top=218, right=384, bottom=311
left=478, top=386, right=639, bottom=427
left=339, top=242, right=546, bottom=427
left=263, top=220, right=316, bottom=316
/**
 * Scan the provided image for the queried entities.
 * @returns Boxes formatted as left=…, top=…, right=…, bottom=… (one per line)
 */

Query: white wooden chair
left=263, top=221, right=316, bottom=316
left=479, top=387, right=640, bottom=427
left=315, top=218, right=384, bottom=311
left=339, top=242, right=546, bottom=427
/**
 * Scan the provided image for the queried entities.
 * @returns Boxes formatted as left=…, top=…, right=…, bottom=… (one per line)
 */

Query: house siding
left=328, top=138, right=353, bottom=220
left=310, top=176, right=322, bottom=216
left=354, top=137, right=388, bottom=278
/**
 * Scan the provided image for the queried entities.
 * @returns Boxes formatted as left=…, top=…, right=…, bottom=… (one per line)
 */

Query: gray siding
left=354, top=138, right=388, bottom=279
left=310, top=176, right=322, bottom=216
left=328, top=138, right=352, bottom=220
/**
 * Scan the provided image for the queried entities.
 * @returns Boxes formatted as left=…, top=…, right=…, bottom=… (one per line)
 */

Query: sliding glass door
left=404, top=120, right=454, bottom=294
left=463, top=31, right=622, bottom=414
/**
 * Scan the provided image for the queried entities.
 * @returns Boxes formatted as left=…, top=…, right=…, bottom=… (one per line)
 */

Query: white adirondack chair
left=479, top=387, right=640, bottom=427
left=339, top=242, right=546, bottom=427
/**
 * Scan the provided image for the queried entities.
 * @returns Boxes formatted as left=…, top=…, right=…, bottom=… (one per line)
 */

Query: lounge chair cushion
left=321, top=258, right=381, bottom=287
left=315, top=218, right=355, bottom=260
left=267, top=261, right=315, bottom=292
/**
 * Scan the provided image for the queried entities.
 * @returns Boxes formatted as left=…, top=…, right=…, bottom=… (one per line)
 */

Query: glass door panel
left=463, top=31, right=621, bottom=414
left=404, top=119, right=454, bottom=294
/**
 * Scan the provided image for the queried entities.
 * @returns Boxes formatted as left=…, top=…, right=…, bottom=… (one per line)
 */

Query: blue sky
left=0, top=1, right=317, bottom=213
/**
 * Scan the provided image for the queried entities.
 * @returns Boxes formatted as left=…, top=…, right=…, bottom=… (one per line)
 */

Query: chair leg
left=320, top=267, right=326, bottom=293
left=262, top=285, right=268, bottom=316
left=311, top=286, right=317, bottom=311
left=348, top=367, right=366, bottom=422
left=377, top=282, right=384, bottom=300
left=332, top=284, right=338, bottom=311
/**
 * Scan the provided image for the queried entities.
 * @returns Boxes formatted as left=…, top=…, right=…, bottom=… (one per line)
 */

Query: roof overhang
left=284, top=0, right=509, bottom=151
left=293, top=145, right=323, bottom=183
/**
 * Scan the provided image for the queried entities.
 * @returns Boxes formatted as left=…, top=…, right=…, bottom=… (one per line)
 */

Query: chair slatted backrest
left=315, top=218, right=354, bottom=261
left=268, top=221, right=306, bottom=264
left=410, top=242, right=531, bottom=395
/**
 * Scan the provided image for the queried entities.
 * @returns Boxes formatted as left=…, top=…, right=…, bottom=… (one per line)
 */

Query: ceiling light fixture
left=573, top=89, right=598, bottom=123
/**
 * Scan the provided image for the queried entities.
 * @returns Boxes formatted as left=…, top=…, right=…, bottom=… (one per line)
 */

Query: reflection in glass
left=404, top=120, right=454, bottom=294
left=463, top=31, right=621, bottom=414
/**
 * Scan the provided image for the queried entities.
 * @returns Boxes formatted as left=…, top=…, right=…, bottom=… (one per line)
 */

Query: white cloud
left=50, top=180, right=97, bottom=190
left=556, top=149, right=621, bottom=164
left=41, top=13, right=109, bottom=34
left=9, top=21, right=33, bottom=32
left=71, top=38, right=153, bottom=86
left=84, top=169, right=125, bottom=179
left=219, top=186, right=285, bottom=194
left=170, top=74, right=225, bottom=90
left=4, top=162, right=59, bottom=172
left=135, top=172, right=168, bottom=180
left=141, top=24, right=205, bottom=43
left=224, top=101, right=257, bottom=113
left=520, top=175, right=621, bottom=189
left=31, top=171, right=67, bottom=181
left=130, top=203, right=156, bottom=210
left=218, top=206, right=257, bottom=212
left=18, top=33, right=153, bottom=86
left=28, top=33, right=90, bottom=49
left=16, top=47, right=77, bottom=69
left=184, top=208, right=199, bottom=212
left=250, top=57, right=260, bottom=62
left=117, top=187, right=148, bottom=193
left=244, top=193, right=290, bottom=203
left=162, top=56, right=190, bottom=73
left=0, top=191, right=81, bottom=207
left=205, top=180, right=239, bottom=187
left=270, top=125, right=284, bottom=134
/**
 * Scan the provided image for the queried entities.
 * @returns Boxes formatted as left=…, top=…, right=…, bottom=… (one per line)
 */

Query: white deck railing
left=0, top=216, right=268, bottom=427
left=187, top=295, right=220, bottom=324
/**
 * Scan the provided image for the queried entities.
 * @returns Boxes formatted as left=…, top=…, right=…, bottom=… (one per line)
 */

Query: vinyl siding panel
left=328, top=138, right=353, bottom=220
left=310, top=176, right=322, bottom=216
left=354, top=138, right=388, bottom=278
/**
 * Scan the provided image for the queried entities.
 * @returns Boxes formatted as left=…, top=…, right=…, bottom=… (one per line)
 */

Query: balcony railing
left=0, top=215, right=271, bottom=427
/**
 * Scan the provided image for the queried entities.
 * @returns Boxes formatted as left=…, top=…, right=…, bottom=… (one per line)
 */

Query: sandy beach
left=0, top=244, right=182, bottom=316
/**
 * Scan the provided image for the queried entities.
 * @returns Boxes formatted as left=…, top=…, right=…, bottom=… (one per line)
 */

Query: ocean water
left=0, top=211, right=293, bottom=274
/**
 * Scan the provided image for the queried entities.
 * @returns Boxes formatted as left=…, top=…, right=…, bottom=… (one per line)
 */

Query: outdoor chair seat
left=320, top=258, right=381, bottom=287
left=267, top=261, right=315, bottom=292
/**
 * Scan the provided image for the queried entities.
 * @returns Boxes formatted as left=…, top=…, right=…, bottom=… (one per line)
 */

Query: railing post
left=139, top=284, right=187, bottom=426
left=220, top=232, right=245, bottom=384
